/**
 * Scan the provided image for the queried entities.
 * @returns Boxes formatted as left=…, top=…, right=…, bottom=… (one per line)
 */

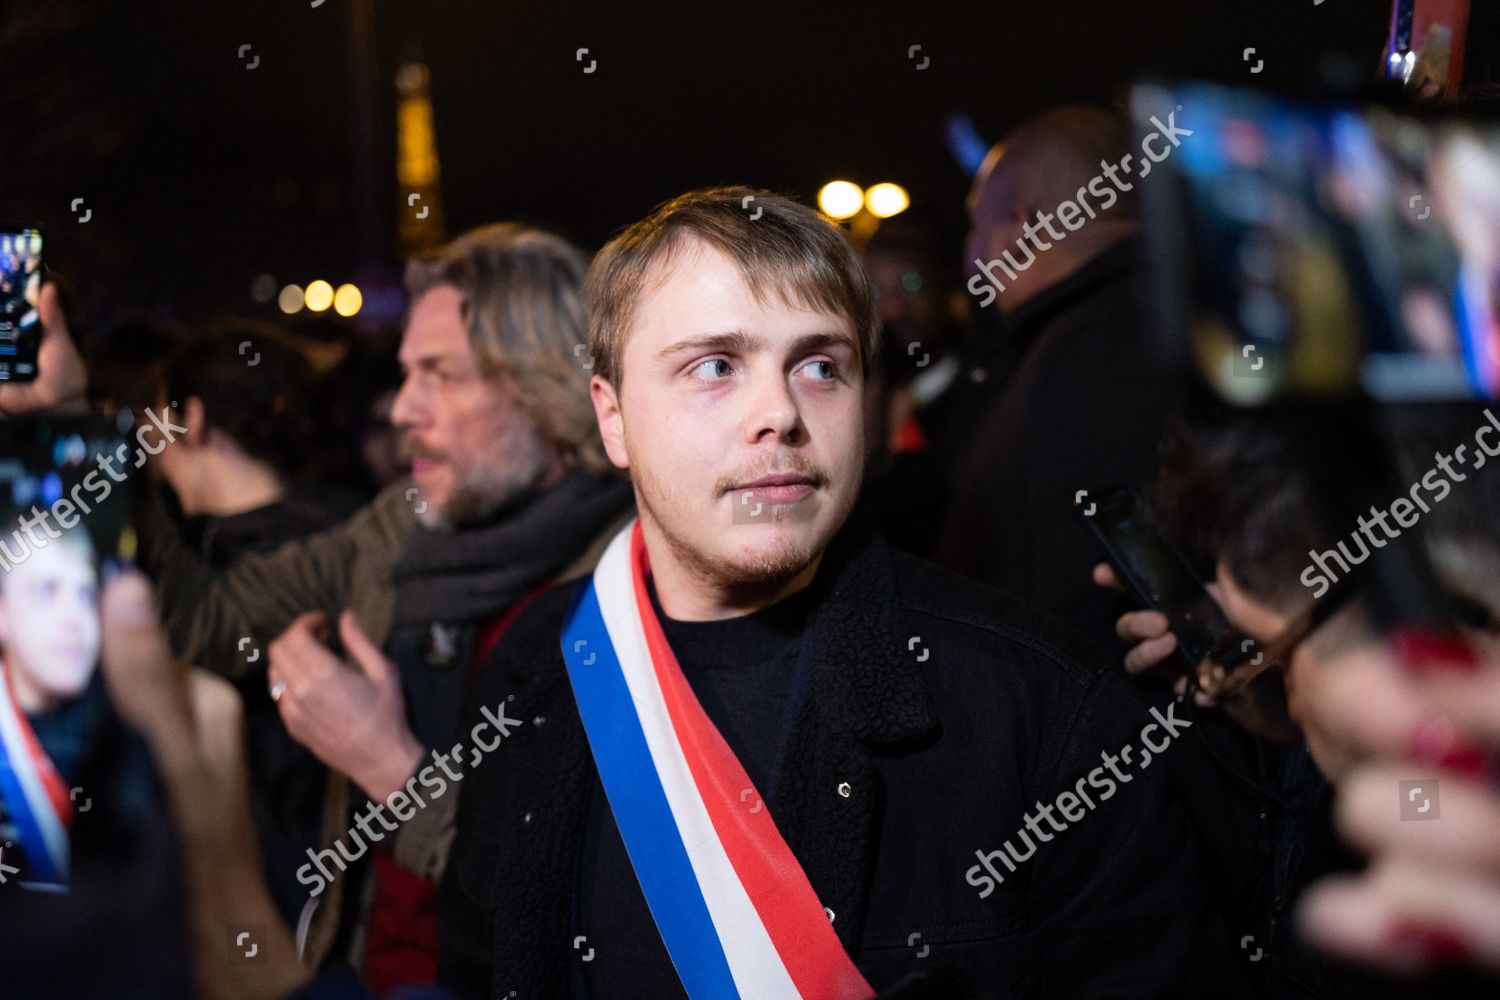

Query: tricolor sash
left=0, top=659, right=73, bottom=886
left=560, top=519, right=874, bottom=1000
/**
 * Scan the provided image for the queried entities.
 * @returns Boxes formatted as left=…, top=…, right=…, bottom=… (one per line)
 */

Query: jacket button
left=825, top=907, right=836, bottom=923
left=837, top=782, right=851, bottom=798
left=523, top=812, right=532, bottom=824
left=533, top=715, right=546, bottom=727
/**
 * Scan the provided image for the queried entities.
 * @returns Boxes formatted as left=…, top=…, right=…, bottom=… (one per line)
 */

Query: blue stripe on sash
left=561, top=579, right=740, bottom=999
left=0, top=744, right=62, bottom=885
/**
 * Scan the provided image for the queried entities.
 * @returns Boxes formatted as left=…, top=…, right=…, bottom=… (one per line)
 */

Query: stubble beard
left=630, top=454, right=859, bottom=593
left=417, top=423, right=551, bottom=532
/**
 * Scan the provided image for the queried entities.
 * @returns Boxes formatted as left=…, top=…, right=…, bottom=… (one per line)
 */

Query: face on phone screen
left=0, top=418, right=131, bottom=892
left=0, top=537, right=101, bottom=710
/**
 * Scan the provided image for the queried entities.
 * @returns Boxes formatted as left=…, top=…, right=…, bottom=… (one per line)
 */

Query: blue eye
left=802, top=360, right=836, bottom=380
left=691, top=358, right=733, bottom=379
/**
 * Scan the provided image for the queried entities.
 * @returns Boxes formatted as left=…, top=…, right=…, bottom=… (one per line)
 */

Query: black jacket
left=935, top=240, right=1173, bottom=656
left=439, top=511, right=1246, bottom=999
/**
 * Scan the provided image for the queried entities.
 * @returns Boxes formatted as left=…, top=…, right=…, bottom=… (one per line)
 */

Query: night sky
left=2, top=0, right=1482, bottom=336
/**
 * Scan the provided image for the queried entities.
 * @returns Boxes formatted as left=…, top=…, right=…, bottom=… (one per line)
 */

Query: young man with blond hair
left=441, top=188, right=1241, bottom=999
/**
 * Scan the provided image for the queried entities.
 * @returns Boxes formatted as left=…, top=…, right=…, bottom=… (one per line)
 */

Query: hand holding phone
left=0, top=277, right=89, bottom=416
left=1076, top=489, right=1235, bottom=672
left=1094, top=562, right=1186, bottom=677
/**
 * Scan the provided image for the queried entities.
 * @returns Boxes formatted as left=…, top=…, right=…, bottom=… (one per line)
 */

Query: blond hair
left=586, top=186, right=879, bottom=388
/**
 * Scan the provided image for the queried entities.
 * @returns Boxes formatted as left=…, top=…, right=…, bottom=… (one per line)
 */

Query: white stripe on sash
left=0, top=667, right=69, bottom=882
left=592, top=528, right=801, bottom=999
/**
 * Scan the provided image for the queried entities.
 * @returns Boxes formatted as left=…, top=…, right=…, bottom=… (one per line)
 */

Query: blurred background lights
left=250, top=273, right=277, bottom=304
left=818, top=180, right=864, bottom=220
left=333, top=283, right=363, bottom=317
left=41, top=471, right=62, bottom=507
left=304, top=279, right=335, bottom=312
left=865, top=182, right=910, bottom=218
left=278, top=283, right=305, bottom=314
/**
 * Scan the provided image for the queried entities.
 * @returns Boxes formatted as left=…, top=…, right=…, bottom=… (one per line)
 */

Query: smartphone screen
left=0, top=416, right=134, bottom=892
left=1136, top=80, right=1500, bottom=405
left=0, top=228, right=43, bottom=382
left=1079, top=489, right=1235, bottom=669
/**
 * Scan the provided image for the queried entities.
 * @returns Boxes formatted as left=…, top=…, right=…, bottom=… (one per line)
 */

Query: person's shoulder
left=889, top=548, right=1114, bottom=690
left=353, top=478, right=421, bottom=546
left=486, top=577, right=583, bottom=674
left=467, top=577, right=581, bottom=718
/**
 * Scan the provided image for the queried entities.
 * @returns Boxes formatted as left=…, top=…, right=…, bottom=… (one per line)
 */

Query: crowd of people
left=0, top=97, right=1498, bottom=1000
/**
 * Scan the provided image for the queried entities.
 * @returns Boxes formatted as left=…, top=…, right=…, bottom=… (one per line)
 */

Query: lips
left=730, top=472, right=817, bottom=505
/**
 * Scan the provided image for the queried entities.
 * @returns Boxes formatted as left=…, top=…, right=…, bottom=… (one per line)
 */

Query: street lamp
left=818, top=181, right=865, bottom=220
left=820, top=180, right=910, bottom=248
left=865, top=183, right=910, bottom=219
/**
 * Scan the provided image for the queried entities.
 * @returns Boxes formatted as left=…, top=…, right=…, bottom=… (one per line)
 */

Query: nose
left=390, top=371, right=425, bottom=432
left=61, top=595, right=90, bottom=633
left=742, top=367, right=804, bottom=446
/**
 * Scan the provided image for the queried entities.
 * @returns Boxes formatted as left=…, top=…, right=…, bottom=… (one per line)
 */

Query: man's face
left=1214, top=560, right=1360, bottom=781
left=591, top=240, right=865, bottom=592
left=965, top=151, right=1023, bottom=271
left=391, top=285, right=553, bottom=529
left=0, top=541, right=99, bottom=710
left=965, top=152, right=1037, bottom=315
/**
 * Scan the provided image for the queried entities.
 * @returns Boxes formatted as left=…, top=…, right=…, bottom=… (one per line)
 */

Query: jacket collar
left=743, top=506, right=941, bottom=954
left=1004, top=236, right=1139, bottom=348
left=517, top=505, right=940, bottom=747
left=800, top=504, right=939, bottom=744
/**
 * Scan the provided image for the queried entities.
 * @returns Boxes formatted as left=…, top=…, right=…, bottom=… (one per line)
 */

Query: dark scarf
left=387, top=468, right=632, bottom=748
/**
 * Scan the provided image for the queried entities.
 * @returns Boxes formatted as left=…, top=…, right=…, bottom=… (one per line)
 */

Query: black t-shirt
left=576, top=578, right=815, bottom=999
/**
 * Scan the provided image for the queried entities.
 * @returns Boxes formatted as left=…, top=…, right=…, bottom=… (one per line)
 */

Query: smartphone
left=0, top=227, right=43, bottom=382
left=1075, top=488, right=1236, bottom=671
left=0, top=415, right=135, bottom=891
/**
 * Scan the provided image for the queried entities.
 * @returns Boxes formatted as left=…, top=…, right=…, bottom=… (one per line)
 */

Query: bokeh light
left=278, top=283, right=305, bottom=314
left=865, top=182, right=910, bottom=219
left=818, top=180, right=864, bottom=220
left=333, top=283, right=363, bottom=317
left=304, top=279, right=334, bottom=312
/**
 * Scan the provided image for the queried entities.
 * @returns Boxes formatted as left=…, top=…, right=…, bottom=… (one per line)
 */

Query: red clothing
left=362, top=584, right=549, bottom=993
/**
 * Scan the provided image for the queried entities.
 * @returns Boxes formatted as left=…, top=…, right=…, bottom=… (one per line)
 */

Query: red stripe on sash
left=628, top=524, right=873, bottom=1000
left=3, top=662, right=73, bottom=828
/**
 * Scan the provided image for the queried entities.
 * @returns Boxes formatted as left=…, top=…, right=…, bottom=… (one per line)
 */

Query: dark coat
left=439, top=510, right=1247, bottom=999
left=934, top=240, right=1173, bottom=657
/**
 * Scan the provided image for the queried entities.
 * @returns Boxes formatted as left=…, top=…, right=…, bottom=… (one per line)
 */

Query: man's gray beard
left=417, top=430, right=549, bottom=532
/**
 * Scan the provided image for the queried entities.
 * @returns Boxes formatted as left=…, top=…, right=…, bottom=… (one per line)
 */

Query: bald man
left=963, top=106, right=1140, bottom=312
left=936, top=105, right=1174, bottom=655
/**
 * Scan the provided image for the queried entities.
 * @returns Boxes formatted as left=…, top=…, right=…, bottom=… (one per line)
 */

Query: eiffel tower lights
left=396, top=62, right=446, bottom=252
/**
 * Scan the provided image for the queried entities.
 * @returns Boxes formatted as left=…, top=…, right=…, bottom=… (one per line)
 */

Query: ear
left=589, top=374, right=630, bottom=471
